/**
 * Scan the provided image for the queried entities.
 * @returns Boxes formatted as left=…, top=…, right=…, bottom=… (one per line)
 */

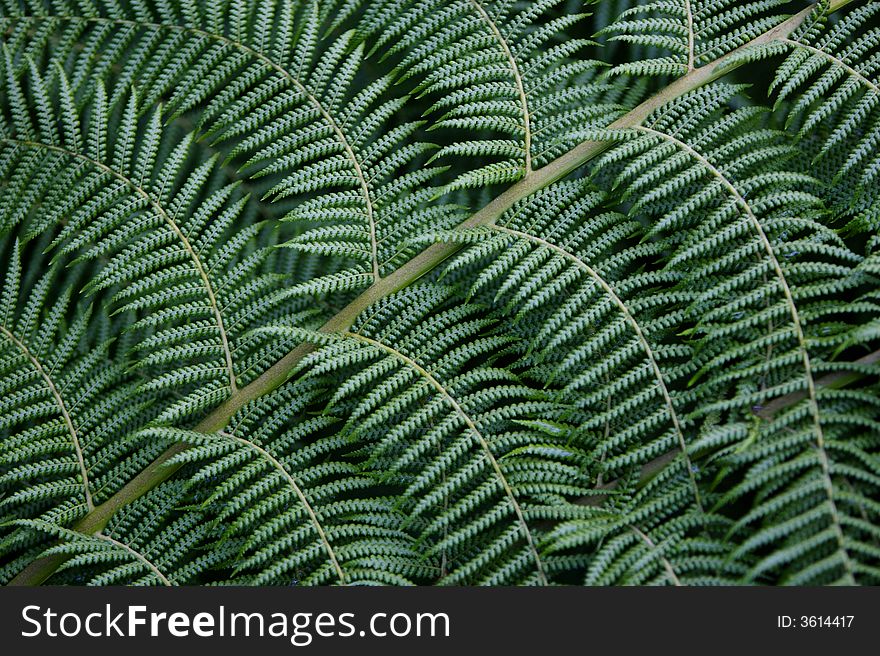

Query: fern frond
left=13, top=479, right=218, bottom=585
left=151, top=378, right=431, bottom=586
left=547, top=468, right=743, bottom=585
left=1, top=0, right=877, bottom=588
left=435, top=179, right=705, bottom=499
left=0, top=56, right=308, bottom=422
left=597, top=81, right=878, bottom=584
left=772, top=1, right=880, bottom=227
left=272, top=285, right=597, bottom=585
left=0, top=0, right=459, bottom=292
left=362, top=0, right=623, bottom=182
left=424, top=175, right=738, bottom=583
left=602, top=0, right=795, bottom=77
left=716, top=393, right=880, bottom=584
left=0, top=240, right=160, bottom=581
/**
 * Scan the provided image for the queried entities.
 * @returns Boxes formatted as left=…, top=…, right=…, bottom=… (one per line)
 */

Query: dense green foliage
left=1, top=0, right=878, bottom=586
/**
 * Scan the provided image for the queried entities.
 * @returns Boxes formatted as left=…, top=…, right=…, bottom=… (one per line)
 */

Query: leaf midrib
left=467, top=0, right=533, bottom=173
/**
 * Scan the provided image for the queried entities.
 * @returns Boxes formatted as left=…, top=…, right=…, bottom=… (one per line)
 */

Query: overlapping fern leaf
left=361, top=0, right=625, bottom=185
left=771, top=0, right=880, bottom=232
left=594, top=81, right=879, bottom=584
left=0, top=0, right=466, bottom=294
left=264, top=285, right=597, bottom=585
left=549, top=469, right=744, bottom=585
left=438, top=181, right=699, bottom=483
left=429, top=178, right=736, bottom=583
left=601, top=0, right=796, bottom=77
left=0, top=54, right=318, bottom=422
left=147, top=378, right=431, bottom=586
left=0, top=241, right=162, bottom=581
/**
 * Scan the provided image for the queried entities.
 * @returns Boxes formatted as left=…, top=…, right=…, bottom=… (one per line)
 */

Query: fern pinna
left=0, top=0, right=878, bottom=586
